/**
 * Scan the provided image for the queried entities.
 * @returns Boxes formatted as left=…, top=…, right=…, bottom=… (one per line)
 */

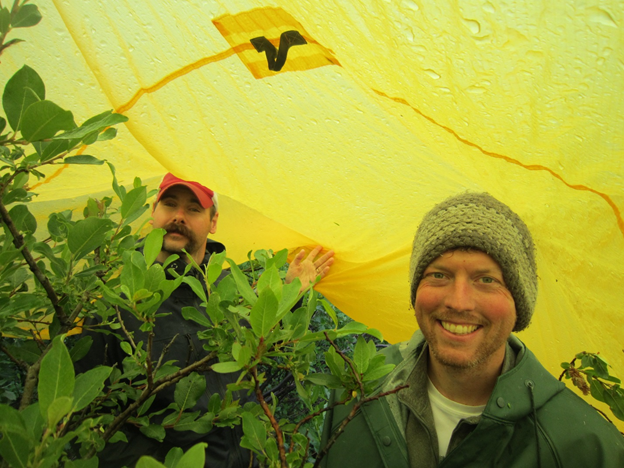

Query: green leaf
left=164, top=447, right=184, bottom=468
left=120, top=185, right=147, bottom=219
left=305, top=373, right=342, bottom=389
left=602, top=386, right=624, bottom=421
left=182, top=276, right=207, bottom=303
left=47, top=396, right=74, bottom=428
left=4, top=340, right=41, bottom=365
left=3, top=65, right=45, bottom=131
left=181, top=306, right=211, bottom=327
left=325, top=347, right=345, bottom=377
left=144, top=228, right=165, bottom=267
left=21, top=403, right=44, bottom=442
left=38, top=336, right=75, bottom=419
left=73, top=366, right=112, bottom=412
left=0, top=404, right=28, bottom=437
left=175, top=443, right=207, bottom=468
left=235, top=345, right=252, bottom=368
left=353, top=336, right=371, bottom=373
left=241, top=411, right=266, bottom=451
left=11, top=4, right=42, bottom=28
left=0, top=431, right=31, bottom=468
left=136, top=456, right=167, bottom=468
left=226, top=259, right=257, bottom=306
left=67, top=217, right=115, bottom=260
left=276, top=279, right=301, bottom=321
left=140, top=424, right=166, bottom=442
left=21, top=100, right=75, bottom=141
left=174, top=372, right=206, bottom=411
left=98, top=127, right=117, bottom=141
left=9, top=204, right=36, bottom=233
left=249, top=287, right=279, bottom=338
left=54, top=110, right=127, bottom=140
left=212, top=361, right=243, bottom=373
left=63, top=155, right=104, bottom=165
left=69, top=336, right=93, bottom=362
left=363, top=364, right=395, bottom=382
left=257, top=265, right=282, bottom=300
left=207, top=250, right=226, bottom=284
left=321, top=299, right=338, bottom=328
left=120, top=341, right=133, bottom=355
left=173, top=412, right=214, bottom=434
left=0, top=8, right=10, bottom=35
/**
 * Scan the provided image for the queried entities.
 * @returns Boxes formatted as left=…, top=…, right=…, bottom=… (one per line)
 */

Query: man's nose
left=172, top=207, right=186, bottom=224
left=444, top=279, right=476, bottom=312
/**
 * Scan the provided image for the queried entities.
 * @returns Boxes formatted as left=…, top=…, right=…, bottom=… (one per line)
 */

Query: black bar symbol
left=250, top=30, right=307, bottom=71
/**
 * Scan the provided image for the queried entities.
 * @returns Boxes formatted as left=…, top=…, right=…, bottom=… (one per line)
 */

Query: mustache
left=163, top=223, right=193, bottom=239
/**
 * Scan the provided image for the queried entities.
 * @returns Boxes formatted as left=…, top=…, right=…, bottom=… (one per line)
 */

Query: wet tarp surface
left=2, top=1, right=622, bottom=426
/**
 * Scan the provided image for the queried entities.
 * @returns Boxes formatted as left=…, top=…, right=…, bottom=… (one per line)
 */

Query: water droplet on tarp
left=424, top=69, right=441, bottom=80
left=405, top=1, right=419, bottom=11
left=587, top=7, right=618, bottom=28
left=462, top=18, right=481, bottom=35
left=483, top=2, right=496, bottom=13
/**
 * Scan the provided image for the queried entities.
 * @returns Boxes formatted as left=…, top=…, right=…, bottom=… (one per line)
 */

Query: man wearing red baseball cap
left=79, top=173, right=334, bottom=467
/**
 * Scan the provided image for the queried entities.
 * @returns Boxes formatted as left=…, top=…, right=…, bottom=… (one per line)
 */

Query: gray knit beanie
left=409, top=192, right=537, bottom=332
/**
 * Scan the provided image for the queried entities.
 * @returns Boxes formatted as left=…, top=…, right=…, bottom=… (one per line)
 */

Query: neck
left=427, top=350, right=505, bottom=406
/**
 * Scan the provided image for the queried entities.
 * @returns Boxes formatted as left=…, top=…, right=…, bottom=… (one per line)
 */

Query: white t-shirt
left=427, top=378, right=486, bottom=458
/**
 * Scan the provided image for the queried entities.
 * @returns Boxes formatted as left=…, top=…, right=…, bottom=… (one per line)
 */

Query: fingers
left=292, top=249, right=306, bottom=264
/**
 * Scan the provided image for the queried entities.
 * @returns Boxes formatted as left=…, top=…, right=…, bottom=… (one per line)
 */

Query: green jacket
left=321, top=332, right=624, bottom=468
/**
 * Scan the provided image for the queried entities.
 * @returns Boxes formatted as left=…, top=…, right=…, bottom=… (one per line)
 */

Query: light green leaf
left=226, top=259, right=257, bottom=306
left=321, top=299, right=338, bottom=328
left=276, top=279, right=301, bottom=321
left=73, top=366, right=112, bottom=412
left=2, top=65, right=44, bottom=131
left=257, top=265, right=282, bottom=300
left=353, top=336, right=370, bottom=374
left=212, top=361, right=243, bottom=373
left=164, top=447, right=183, bottom=468
left=241, top=412, right=266, bottom=451
left=362, top=364, right=396, bottom=382
left=38, top=335, right=75, bottom=418
left=54, top=110, right=127, bottom=140
left=47, top=396, right=73, bottom=428
left=176, top=443, right=207, bottom=468
left=234, top=345, right=252, bottom=368
left=174, top=372, right=206, bottom=411
left=182, top=276, right=207, bottom=303
left=67, top=217, right=115, bottom=260
left=0, top=404, right=28, bottom=437
left=21, top=403, right=44, bottom=441
left=136, top=456, right=167, bottom=468
left=21, top=100, right=75, bottom=141
left=144, top=228, right=165, bottom=267
left=63, top=155, right=104, bottom=165
left=120, top=185, right=147, bottom=220
left=249, top=287, right=279, bottom=338
left=11, top=4, right=42, bottom=28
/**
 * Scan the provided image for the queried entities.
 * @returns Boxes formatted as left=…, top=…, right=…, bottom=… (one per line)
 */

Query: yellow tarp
left=3, top=1, right=623, bottom=427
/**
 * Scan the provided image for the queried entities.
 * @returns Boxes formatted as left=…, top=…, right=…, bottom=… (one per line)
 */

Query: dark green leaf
left=4, top=341, right=41, bottom=365
left=69, top=336, right=93, bottom=362
left=174, top=372, right=206, bottom=411
left=602, top=386, right=624, bottom=421
left=73, top=366, right=112, bottom=412
left=136, top=457, right=167, bottom=468
left=11, top=4, right=42, bottom=28
left=173, top=413, right=214, bottom=434
left=67, top=217, right=115, bottom=260
left=182, top=276, right=207, bottom=303
left=0, top=404, right=28, bottom=436
left=20, top=100, right=75, bottom=141
left=0, top=430, right=31, bottom=468
left=140, top=424, right=166, bottom=442
left=181, top=306, right=211, bottom=327
left=21, top=403, right=44, bottom=441
left=63, top=155, right=104, bottom=165
left=9, top=204, right=36, bottom=233
left=249, top=287, right=278, bottom=338
left=98, top=127, right=117, bottom=141
left=0, top=8, right=10, bottom=35
left=3, top=65, right=45, bottom=131
left=305, top=373, right=342, bottom=389
left=363, top=364, right=395, bottom=382
left=3, top=187, right=28, bottom=205
left=38, top=336, right=75, bottom=418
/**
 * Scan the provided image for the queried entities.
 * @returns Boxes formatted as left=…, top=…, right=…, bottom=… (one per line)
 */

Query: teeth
left=441, top=321, right=478, bottom=335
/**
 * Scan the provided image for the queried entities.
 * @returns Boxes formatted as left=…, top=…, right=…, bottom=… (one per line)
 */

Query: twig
left=115, top=306, right=137, bottom=350
left=155, top=334, right=179, bottom=372
left=251, top=365, right=288, bottom=468
left=313, top=384, right=408, bottom=468
left=0, top=342, right=28, bottom=370
left=290, top=396, right=349, bottom=449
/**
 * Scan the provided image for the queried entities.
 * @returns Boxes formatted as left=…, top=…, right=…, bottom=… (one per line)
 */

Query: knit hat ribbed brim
left=409, top=192, right=537, bottom=332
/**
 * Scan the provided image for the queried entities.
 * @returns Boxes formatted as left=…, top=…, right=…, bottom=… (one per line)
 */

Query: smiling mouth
left=440, top=321, right=479, bottom=335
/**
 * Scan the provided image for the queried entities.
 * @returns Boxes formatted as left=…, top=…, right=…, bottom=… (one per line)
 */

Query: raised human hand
left=285, top=246, right=335, bottom=292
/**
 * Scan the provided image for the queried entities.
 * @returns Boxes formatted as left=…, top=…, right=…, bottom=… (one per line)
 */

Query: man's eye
left=480, top=277, right=495, bottom=284
left=432, top=272, right=445, bottom=279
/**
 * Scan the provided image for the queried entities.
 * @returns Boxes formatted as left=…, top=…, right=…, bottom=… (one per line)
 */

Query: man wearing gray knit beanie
left=321, top=192, right=624, bottom=468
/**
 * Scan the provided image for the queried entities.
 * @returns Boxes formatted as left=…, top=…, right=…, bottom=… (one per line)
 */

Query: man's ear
left=209, top=212, right=219, bottom=234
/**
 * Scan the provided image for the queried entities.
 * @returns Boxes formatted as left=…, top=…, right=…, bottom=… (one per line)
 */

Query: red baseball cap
left=156, top=173, right=215, bottom=209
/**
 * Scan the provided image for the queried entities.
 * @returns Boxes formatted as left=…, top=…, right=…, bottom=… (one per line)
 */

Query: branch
left=290, top=396, right=349, bottom=452
left=115, top=306, right=136, bottom=350
left=252, top=365, right=287, bottom=468
left=155, top=334, right=179, bottom=372
left=324, top=332, right=365, bottom=396
left=0, top=342, right=28, bottom=370
left=313, top=384, right=408, bottom=468
left=0, top=199, right=70, bottom=328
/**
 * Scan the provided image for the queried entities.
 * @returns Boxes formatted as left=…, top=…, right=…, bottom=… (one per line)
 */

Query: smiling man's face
left=414, top=249, right=516, bottom=374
